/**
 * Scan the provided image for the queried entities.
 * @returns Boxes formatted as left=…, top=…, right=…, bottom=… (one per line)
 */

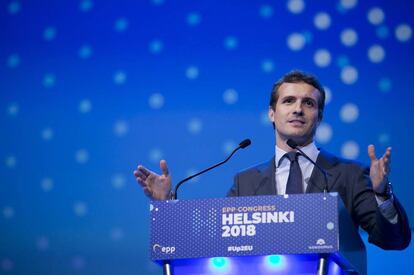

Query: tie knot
left=285, top=151, right=299, bottom=162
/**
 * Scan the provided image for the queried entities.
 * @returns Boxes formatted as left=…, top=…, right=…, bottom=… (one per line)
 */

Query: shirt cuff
left=375, top=194, right=398, bottom=224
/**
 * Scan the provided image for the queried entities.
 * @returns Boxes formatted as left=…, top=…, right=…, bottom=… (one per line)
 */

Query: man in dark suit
left=134, top=70, right=411, bottom=250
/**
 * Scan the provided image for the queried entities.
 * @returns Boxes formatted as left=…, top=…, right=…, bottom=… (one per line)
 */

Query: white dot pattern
left=340, top=103, right=359, bottom=123
left=287, top=0, right=305, bottom=14
left=41, top=178, right=54, bottom=192
left=79, top=99, right=92, bottom=113
left=41, top=127, right=54, bottom=141
left=341, top=66, right=358, bottom=84
left=150, top=194, right=339, bottom=260
left=261, top=59, right=274, bottom=72
left=324, top=86, right=332, bottom=104
left=341, top=141, right=360, bottom=159
left=340, top=0, right=358, bottom=10
left=367, top=7, right=385, bottom=25
left=114, top=120, right=129, bottom=137
left=80, top=0, right=93, bottom=12
left=224, top=36, right=238, bottom=50
left=287, top=33, right=306, bottom=51
left=188, top=118, right=202, bottom=134
left=75, top=149, right=89, bottom=164
left=8, top=1, right=21, bottom=15
left=316, top=123, right=333, bottom=144
left=7, top=54, right=20, bottom=68
left=314, top=12, right=331, bottom=30
left=186, top=66, right=199, bottom=79
left=395, top=24, right=412, bottom=42
left=74, top=201, right=88, bottom=217
left=148, top=148, right=163, bottom=163
left=259, top=5, right=273, bottom=19
left=7, top=102, right=19, bottom=116
left=223, top=89, right=238, bottom=104
left=2, top=1, right=413, bottom=273
left=368, top=45, right=385, bottom=63
left=341, top=28, right=358, bottom=47
left=314, top=49, right=331, bottom=67
left=222, top=140, right=237, bottom=155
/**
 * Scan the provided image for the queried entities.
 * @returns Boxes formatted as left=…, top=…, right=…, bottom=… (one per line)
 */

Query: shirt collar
left=275, top=141, right=319, bottom=168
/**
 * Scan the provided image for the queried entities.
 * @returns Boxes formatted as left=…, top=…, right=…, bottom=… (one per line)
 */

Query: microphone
left=171, top=139, right=251, bottom=200
left=239, top=139, right=251, bottom=149
left=286, top=139, right=330, bottom=193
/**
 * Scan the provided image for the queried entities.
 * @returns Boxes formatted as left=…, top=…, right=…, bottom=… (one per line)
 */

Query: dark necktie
left=285, top=152, right=303, bottom=194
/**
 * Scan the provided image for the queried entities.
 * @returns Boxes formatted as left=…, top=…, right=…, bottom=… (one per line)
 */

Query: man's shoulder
left=230, top=158, right=276, bottom=196
left=318, top=149, right=367, bottom=172
left=235, top=158, right=274, bottom=176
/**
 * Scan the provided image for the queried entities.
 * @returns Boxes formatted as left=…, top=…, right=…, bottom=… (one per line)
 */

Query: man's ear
left=268, top=106, right=275, bottom=122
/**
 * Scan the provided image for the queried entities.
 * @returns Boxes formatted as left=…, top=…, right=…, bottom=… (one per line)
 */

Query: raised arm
left=368, top=145, right=391, bottom=193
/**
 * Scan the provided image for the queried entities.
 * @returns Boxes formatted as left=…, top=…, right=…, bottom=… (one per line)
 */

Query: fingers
left=369, top=146, right=392, bottom=176
left=133, top=169, right=147, bottom=187
left=133, top=162, right=170, bottom=199
left=134, top=165, right=153, bottom=186
left=367, top=144, right=377, bottom=162
left=133, top=168, right=154, bottom=197
left=381, top=147, right=392, bottom=174
left=138, top=165, right=151, bottom=177
left=368, top=145, right=392, bottom=160
left=382, top=147, right=392, bottom=161
left=160, top=160, right=169, bottom=177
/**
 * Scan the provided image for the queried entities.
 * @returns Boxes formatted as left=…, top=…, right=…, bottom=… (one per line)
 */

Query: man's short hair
left=269, top=70, right=326, bottom=120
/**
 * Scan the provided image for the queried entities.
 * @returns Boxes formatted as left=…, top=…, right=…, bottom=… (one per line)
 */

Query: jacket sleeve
left=351, top=165, right=411, bottom=250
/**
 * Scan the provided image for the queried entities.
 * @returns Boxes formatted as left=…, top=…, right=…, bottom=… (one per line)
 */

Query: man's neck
left=276, top=138, right=313, bottom=152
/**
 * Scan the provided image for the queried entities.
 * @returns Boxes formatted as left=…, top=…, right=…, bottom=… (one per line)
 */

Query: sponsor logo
left=308, top=238, right=333, bottom=250
left=227, top=245, right=253, bottom=252
left=152, top=244, right=176, bottom=254
left=316, top=239, right=326, bottom=245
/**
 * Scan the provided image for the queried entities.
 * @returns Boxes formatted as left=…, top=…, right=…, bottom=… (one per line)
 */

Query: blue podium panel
left=171, top=254, right=345, bottom=275
left=150, top=193, right=340, bottom=260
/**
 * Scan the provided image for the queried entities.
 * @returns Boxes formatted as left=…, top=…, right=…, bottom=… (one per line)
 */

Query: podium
left=149, top=193, right=366, bottom=274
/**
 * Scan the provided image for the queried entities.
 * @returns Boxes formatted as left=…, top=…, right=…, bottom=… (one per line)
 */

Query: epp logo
left=153, top=244, right=176, bottom=254
left=316, top=239, right=326, bottom=245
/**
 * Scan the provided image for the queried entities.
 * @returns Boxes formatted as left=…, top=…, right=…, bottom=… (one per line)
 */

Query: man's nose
left=292, top=102, right=304, bottom=114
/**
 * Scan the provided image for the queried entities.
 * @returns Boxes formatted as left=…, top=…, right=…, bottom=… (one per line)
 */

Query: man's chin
left=287, top=131, right=308, bottom=138
left=285, top=133, right=313, bottom=145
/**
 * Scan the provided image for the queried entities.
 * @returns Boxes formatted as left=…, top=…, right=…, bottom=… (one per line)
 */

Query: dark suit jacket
left=227, top=149, right=411, bottom=250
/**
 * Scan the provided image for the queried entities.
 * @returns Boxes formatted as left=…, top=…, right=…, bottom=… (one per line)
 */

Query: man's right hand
left=133, top=160, right=171, bottom=200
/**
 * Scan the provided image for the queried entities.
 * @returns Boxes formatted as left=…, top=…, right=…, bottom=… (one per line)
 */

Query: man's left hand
left=368, top=145, right=391, bottom=193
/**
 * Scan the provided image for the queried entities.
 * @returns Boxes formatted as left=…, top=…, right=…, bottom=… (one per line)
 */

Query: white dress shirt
left=274, top=142, right=319, bottom=195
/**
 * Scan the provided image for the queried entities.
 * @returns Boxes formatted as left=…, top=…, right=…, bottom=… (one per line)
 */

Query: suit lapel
left=252, top=150, right=339, bottom=195
left=253, top=158, right=277, bottom=196
left=306, top=149, right=340, bottom=193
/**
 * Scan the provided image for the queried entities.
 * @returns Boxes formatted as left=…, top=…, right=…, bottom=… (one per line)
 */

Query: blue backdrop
left=1, top=0, right=413, bottom=274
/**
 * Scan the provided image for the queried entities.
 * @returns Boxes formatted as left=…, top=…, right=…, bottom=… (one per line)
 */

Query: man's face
left=268, top=82, right=321, bottom=147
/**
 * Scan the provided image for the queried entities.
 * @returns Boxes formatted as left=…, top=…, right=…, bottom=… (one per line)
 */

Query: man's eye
left=304, top=100, right=315, bottom=107
left=284, top=98, right=293, bottom=103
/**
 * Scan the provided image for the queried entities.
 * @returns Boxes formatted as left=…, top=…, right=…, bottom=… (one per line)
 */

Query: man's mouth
left=288, top=119, right=305, bottom=125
